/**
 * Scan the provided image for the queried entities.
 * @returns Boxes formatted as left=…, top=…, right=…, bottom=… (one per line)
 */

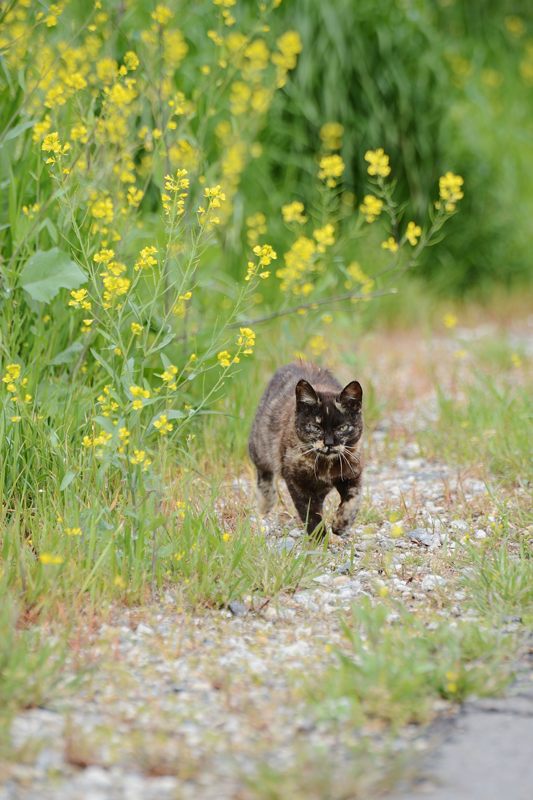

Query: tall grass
left=261, top=0, right=533, bottom=292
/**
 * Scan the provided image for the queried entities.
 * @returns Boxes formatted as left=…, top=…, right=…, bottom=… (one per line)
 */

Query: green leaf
left=50, top=340, right=84, bottom=366
left=19, top=248, right=87, bottom=304
left=60, top=470, right=77, bottom=491
left=0, top=119, right=35, bottom=147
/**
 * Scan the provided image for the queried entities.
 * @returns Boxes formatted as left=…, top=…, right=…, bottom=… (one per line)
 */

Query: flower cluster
left=438, top=172, right=464, bottom=212
left=359, top=194, right=383, bottom=223
left=41, top=132, right=70, bottom=165
left=282, top=201, right=307, bottom=225
left=320, top=122, right=344, bottom=151
left=344, top=262, right=375, bottom=295
left=405, top=221, right=422, bottom=246
left=364, top=147, right=391, bottom=178
left=276, top=236, right=317, bottom=295
left=198, top=185, right=226, bottom=227
left=318, top=154, right=345, bottom=188
left=134, top=245, right=158, bottom=272
left=162, top=170, right=189, bottom=218
left=236, top=327, right=256, bottom=355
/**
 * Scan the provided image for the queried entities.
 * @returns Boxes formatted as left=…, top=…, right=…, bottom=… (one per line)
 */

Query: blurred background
left=250, top=0, right=533, bottom=297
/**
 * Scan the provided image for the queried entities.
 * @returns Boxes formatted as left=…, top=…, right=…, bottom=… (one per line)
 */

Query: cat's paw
left=331, top=524, right=350, bottom=537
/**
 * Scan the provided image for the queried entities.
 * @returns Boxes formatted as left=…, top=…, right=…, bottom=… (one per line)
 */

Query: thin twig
left=229, top=288, right=398, bottom=327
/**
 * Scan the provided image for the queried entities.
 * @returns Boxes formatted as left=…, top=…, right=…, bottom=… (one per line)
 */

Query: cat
left=249, top=361, right=363, bottom=536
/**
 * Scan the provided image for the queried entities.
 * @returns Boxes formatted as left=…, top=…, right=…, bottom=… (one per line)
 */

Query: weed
left=310, top=599, right=515, bottom=730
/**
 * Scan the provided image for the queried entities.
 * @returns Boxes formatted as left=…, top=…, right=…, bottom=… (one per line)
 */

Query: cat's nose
left=324, top=433, right=334, bottom=447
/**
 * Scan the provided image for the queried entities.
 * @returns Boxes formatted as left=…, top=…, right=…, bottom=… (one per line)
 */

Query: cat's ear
left=337, top=380, right=363, bottom=409
left=295, top=379, right=319, bottom=406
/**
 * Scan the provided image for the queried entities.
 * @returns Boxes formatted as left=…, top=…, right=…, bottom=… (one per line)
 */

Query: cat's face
left=294, top=379, right=363, bottom=457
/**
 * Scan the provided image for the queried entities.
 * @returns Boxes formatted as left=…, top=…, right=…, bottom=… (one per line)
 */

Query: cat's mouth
left=317, top=447, right=340, bottom=458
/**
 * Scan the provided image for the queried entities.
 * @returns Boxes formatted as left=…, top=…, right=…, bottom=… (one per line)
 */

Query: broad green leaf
left=19, top=248, right=87, bottom=303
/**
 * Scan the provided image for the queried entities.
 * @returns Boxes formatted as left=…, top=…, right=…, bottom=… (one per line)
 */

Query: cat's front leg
left=285, top=477, right=328, bottom=537
left=332, top=477, right=362, bottom=535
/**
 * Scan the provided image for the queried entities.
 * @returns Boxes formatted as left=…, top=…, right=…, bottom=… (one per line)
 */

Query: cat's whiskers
left=339, top=448, right=357, bottom=476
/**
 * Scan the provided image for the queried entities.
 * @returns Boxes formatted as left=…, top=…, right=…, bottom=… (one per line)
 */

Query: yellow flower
left=41, top=132, right=70, bottom=157
left=130, top=385, right=151, bottom=400
left=151, top=4, right=173, bottom=25
left=272, top=30, right=302, bottom=83
left=90, top=193, right=114, bottom=224
left=359, top=195, right=383, bottom=223
left=130, top=449, right=146, bottom=465
left=44, top=86, right=67, bottom=110
left=443, top=313, right=458, bottom=329
left=70, top=123, right=88, bottom=143
left=114, top=575, right=126, bottom=588
left=93, top=248, right=115, bottom=264
left=364, top=147, right=391, bottom=178
left=511, top=353, right=522, bottom=368
left=10, top=415, right=22, bottom=423
left=222, top=532, right=232, bottom=542
left=22, top=203, right=41, bottom=219
left=320, top=122, right=344, bottom=151
left=32, top=115, right=52, bottom=143
left=445, top=670, right=459, bottom=694
left=173, top=291, right=192, bottom=318
left=160, top=364, right=178, bottom=388
left=134, top=245, right=158, bottom=271
left=82, top=431, right=112, bottom=449
left=204, top=184, right=226, bottom=207
left=237, top=327, right=255, bottom=355
left=438, top=172, right=464, bottom=212
left=313, top=224, right=335, bottom=253
left=123, top=51, right=139, bottom=71
left=96, top=57, right=118, bottom=84
left=390, top=522, right=403, bottom=538
left=253, top=244, right=277, bottom=266
left=130, top=322, right=143, bottom=336
left=318, top=154, right=345, bottom=187
left=217, top=350, right=232, bottom=368
left=154, top=414, right=173, bottom=435
left=68, top=288, right=91, bottom=311
left=246, top=212, right=267, bottom=246
left=39, top=553, right=64, bottom=565
left=81, top=318, right=93, bottom=334
left=2, top=363, right=21, bottom=385
left=127, top=187, right=143, bottom=207
left=65, top=527, right=82, bottom=536
left=276, top=236, right=316, bottom=295
left=381, top=237, right=399, bottom=253
left=309, top=335, right=327, bottom=357
left=282, top=201, right=307, bottom=224
left=405, top=221, right=422, bottom=246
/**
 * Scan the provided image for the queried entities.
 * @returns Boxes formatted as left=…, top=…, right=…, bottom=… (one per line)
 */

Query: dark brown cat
left=249, top=362, right=363, bottom=536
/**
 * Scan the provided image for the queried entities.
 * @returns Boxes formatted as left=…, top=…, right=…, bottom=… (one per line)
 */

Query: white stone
left=421, top=574, right=446, bottom=591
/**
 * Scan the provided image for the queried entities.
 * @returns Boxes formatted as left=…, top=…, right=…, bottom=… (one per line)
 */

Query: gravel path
left=1, top=446, right=509, bottom=800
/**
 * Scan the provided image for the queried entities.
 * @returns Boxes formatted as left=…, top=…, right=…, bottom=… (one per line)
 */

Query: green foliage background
left=253, top=0, right=533, bottom=293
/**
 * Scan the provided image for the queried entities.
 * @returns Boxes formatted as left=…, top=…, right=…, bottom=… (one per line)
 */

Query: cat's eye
left=306, top=423, right=322, bottom=434
left=337, top=423, right=352, bottom=433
